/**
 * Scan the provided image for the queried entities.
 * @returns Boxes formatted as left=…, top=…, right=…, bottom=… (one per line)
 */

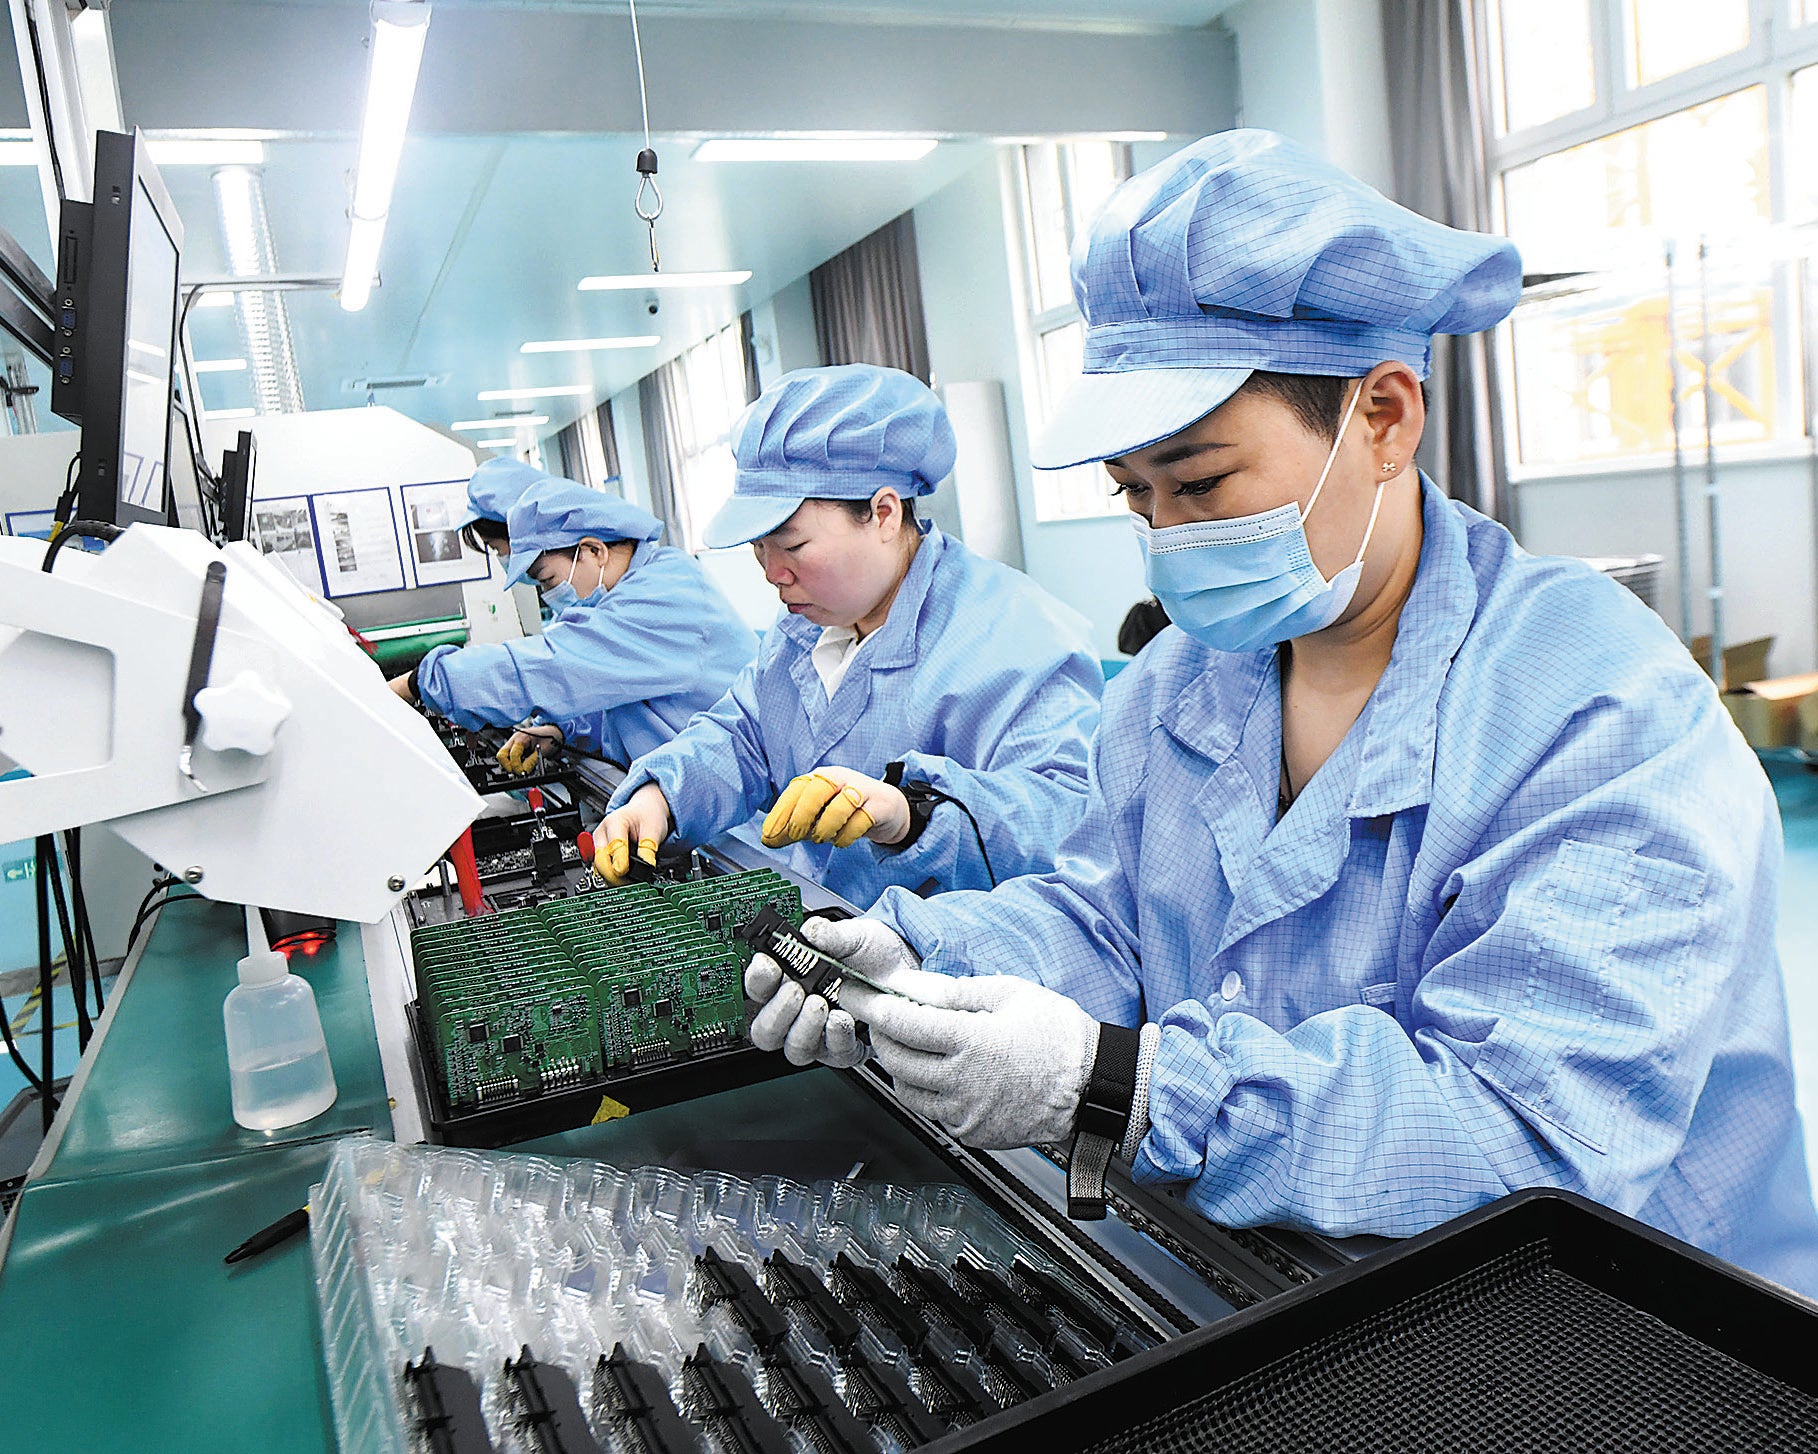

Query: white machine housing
left=0, top=524, right=482, bottom=922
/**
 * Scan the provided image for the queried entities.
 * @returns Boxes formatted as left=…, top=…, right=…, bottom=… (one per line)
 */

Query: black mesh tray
left=933, top=1189, right=1818, bottom=1453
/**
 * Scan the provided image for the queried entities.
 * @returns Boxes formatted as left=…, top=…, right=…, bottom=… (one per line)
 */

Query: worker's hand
left=591, top=783, right=672, bottom=885
left=387, top=673, right=417, bottom=703
left=743, top=916, right=921, bottom=1069
left=497, top=722, right=564, bottom=775
left=841, top=971, right=1098, bottom=1150
left=761, top=765, right=910, bottom=849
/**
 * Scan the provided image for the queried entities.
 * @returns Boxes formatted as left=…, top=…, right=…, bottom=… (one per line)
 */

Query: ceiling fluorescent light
left=193, top=358, right=250, bottom=374
left=477, top=384, right=591, bottom=401
left=146, top=138, right=267, bottom=167
left=451, top=415, right=549, bottom=431
left=0, top=135, right=34, bottom=167
left=340, top=215, right=386, bottom=313
left=192, top=292, right=237, bottom=310
left=520, top=335, right=660, bottom=354
left=693, top=137, right=938, bottom=163
left=206, top=407, right=259, bottom=420
left=475, top=437, right=518, bottom=448
left=578, top=270, right=751, bottom=291
left=341, top=1, right=431, bottom=313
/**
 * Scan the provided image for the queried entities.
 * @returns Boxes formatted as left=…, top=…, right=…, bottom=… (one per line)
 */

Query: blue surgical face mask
left=539, top=551, right=599, bottom=614
left=1130, top=383, right=1389, bottom=653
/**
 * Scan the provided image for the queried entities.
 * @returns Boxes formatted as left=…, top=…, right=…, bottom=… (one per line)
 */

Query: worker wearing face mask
left=455, top=455, right=546, bottom=561
left=743, top=131, right=1818, bottom=1299
left=590, top=364, right=1102, bottom=907
left=390, top=478, right=756, bottom=770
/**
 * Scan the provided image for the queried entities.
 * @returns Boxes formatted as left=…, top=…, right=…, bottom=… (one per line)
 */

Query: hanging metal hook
left=635, top=146, right=662, bottom=273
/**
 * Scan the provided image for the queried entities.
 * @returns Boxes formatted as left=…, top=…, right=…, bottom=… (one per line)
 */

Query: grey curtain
left=595, top=397, right=622, bottom=483
left=638, top=364, right=688, bottom=544
left=553, top=420, right=585, bottom=483
left=810, top=213, right=932, bottom=382
left=1382, top=0, right=1510, bottom=523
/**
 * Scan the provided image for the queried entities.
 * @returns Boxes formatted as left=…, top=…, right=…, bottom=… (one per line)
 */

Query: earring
left=1381, top=461, right=1396, bottom=475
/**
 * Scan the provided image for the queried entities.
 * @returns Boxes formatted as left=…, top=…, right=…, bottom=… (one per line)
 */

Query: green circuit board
left=412, top=870, right=805, bottom=1109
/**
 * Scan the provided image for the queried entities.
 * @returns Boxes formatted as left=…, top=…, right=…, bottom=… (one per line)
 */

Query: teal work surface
left=0, top=897, right=970, bottom=1451
left=0, top=1144, right=340, bottom=1453
left=39, top=899, right=390, bottom=1183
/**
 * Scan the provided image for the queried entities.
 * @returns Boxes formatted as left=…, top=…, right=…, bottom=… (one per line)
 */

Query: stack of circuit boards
left=413, top=868, right=803, bottom=1111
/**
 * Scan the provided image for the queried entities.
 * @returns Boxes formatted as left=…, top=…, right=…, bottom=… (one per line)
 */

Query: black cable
left=34, top=837, right=57, bottom=1130
left=0, top=988, right=45, bottom=1094
left=41, top=838, right=91, bottom=1053
left=124, top=889, right=209, bottom=961
left=41, top=519, right=124, bottom=574
left=917, top=785, right=997, bottom=888
left=67, top=830, right=105, bottom=1015
left=55, top=450, right=81, bottom=523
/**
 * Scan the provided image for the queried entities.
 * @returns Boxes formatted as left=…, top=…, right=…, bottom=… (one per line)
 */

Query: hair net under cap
left=457, top=456, right=547, bottom=529
left=502, top=478, right=664, bottom=586
left=702, top=364, right=958, bottom=549
left=1030, top=129, right=1523, bottom=469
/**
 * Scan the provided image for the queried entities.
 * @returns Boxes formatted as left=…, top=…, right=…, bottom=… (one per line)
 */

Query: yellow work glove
left=591, top=782, right=673, bottom=885
left=496, top=723, right=564, bottom=776
left=761, top=765, right=911, bottom=850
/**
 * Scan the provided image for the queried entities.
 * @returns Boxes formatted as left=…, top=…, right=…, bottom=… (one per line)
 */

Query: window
left=673, top=318, right=754, bottom=550
left=1014, top=140, right=1132, bottom=521
left=1487, top=1, right=1815, bottom=470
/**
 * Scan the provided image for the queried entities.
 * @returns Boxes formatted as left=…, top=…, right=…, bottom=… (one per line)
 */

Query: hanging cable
left=628, top=0, right=662, bottom=272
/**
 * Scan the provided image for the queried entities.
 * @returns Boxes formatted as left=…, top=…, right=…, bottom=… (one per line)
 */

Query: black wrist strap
left=406, top=666, right=421, bottom=703
left=1067, top=1022, right=1140, bottom=1220
left=881, top=761, right=937, bottom=850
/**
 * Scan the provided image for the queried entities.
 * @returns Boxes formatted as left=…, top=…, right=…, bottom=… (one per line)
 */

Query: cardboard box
left=1691, top=635, right=1774, bottom=687
left=1724, top=673, right=1818, bottom=749
left=1800, top=687, right=1818, bottom=754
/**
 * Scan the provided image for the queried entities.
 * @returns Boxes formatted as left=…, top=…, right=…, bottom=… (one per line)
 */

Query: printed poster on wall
left=399, top=479, right=491, bottom=587
left=250, top=495, right=328, bottom=597
left=308, top=487, right=408, bottom=598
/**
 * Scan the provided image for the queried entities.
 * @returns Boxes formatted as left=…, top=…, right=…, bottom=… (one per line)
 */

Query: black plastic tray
left=404, top=1000, right=806, bottom=1149
left=932, top=1189, right=1818, bottom=1453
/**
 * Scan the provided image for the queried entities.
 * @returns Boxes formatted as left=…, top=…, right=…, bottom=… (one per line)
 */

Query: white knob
left=195, top=670, right=292, bottom=755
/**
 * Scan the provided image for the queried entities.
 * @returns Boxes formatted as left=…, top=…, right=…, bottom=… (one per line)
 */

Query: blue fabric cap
left=1031, top=129, right=1523, bottom=469
left=704, top=364, right=958, bottom=549
left=456, top=456, right=547, bottom=530
left=502, top=478, right=664, bottom=586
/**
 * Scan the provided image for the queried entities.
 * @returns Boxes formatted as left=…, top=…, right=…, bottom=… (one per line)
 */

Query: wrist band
left=881, top=761, right=938, bottom=850
left=1067, top=1022, right=1140, bottom=1220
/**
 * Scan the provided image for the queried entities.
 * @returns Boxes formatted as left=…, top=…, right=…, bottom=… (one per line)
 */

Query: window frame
left=1008, top=140, right=1136, bottom=522
left=1486, top=0, right=1818, bottom=478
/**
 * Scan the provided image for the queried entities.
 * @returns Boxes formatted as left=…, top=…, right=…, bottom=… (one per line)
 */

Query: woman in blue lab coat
left=745, top=133, right=1818, bottom=1298
left=390, top=477, right=757, bottom=768
left=589, top=364, right=1103, bottom=906
left=454, top=455, right=545, bottom=559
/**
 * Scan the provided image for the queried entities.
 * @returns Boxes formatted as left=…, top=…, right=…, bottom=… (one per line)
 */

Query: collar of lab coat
left=1158, top=475, right=1478, bottom=818
left=772, top=522, right=945, bottom=669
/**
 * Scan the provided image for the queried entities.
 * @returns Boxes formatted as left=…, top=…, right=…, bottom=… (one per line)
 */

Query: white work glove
left=743, top=916, right=920, bottom=1069
left=840, top=970, right=1098, bottom=1150
left=761, top=766, right=912, bottom=849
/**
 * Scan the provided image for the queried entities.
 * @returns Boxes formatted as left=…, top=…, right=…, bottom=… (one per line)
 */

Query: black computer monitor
left=220, top=428, right=257, bottom=543
left=50, top=129, right=184, bottom=527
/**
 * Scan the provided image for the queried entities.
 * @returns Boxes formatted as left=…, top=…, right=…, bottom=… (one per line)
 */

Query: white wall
left=1514, top=456, right=1818, bottom=678
left=912, top=156, right=1149, bottom=660
left=1224, top=0, right=1394, bottom=193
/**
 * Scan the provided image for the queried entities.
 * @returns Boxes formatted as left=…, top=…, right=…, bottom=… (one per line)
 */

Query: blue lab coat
left=414, top=540, right=757, bottom=764
left=612, top=525, right=1103, bottom=905
left=874, top=479, right=1818, bottom=1296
